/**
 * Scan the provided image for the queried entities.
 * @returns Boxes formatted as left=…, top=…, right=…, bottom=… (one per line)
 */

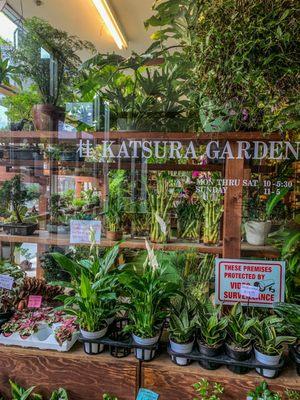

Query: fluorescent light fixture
left=91, top=0, right=127, bottom=49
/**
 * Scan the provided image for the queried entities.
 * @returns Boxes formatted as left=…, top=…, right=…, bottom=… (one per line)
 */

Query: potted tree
left=120, top=241, right=178, bottom=360
left=0, top=175, right=39, bottom=236
left=169, top=297, right=196, bottom=366
left=196, top=300, right=227, bottom=370
left=252, top=315, right=296, bottom=378
left=47, top=193, right=70, bottom=234
left=225, top=302, right=257, bottom=374
left=10, top=17, right=94, bottom=131
left=52, top=245, right=119, bottom=354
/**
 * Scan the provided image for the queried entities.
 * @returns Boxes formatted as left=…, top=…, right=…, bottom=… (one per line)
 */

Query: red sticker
left=27, top=295, right=43, bottom=308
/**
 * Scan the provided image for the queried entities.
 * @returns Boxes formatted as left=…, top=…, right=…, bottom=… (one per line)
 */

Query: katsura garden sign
left=77, top=139, right=299, bottom=161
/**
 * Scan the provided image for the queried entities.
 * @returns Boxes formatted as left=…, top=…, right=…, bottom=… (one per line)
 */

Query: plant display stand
left=0, top=345, right=139, bottom=400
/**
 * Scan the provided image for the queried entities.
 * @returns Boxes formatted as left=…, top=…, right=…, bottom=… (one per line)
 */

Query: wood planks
left=0, top=345, right=139, bottom=400
left=141, top=354, right=300, bottom=400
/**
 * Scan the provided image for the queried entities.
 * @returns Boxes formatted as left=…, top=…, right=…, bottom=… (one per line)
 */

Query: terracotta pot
left=106, top=231, right=123, bottom=241
left=32, top=104, right=65, bottom=131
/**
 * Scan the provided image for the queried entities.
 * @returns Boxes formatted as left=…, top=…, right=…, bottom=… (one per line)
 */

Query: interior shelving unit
left=0, top=130, right=283, bottom=277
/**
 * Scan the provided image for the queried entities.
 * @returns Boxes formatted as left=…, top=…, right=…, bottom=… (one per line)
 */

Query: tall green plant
left=119, top=241, right=179, bottom=338
left=52, top=245, right=119, bottom=332
left=10, top=17, right=94, bottom=105
left=105, top=170, right=126, bottom=232
left=196, top=300, right=227, bottom=347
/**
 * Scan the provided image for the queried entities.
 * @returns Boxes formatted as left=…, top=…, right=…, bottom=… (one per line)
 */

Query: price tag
left=28, top=295, right=43, bottom=308
left=240, top=284, right=260, bottom=299
left=136, top=389, right=159, bottom=400
left=0, top=275, right=14, bottom=290
left=70, top=220, right=101, bottom=244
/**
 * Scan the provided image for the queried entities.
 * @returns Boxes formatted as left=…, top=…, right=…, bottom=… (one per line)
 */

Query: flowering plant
left=54, top=317, right=78, bottom=345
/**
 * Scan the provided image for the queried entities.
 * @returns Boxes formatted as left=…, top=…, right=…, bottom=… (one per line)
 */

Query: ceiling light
left=91, top=0, right=127, bottom=50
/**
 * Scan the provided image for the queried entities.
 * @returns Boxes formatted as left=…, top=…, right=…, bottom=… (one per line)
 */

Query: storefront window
left=0, top=2, right=299, bottom=398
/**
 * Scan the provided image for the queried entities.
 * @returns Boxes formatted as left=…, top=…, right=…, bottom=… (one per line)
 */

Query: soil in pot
left=198, top=341, right=223, bottom=370
left=132, top=333, right=159, bottom=361
left=170, top=338, right=194, bottom=366
left=32, top=104, right=65, bottom=131
left=254, top=347, right=281, bottom=378
left=106, top=231, right=123, bottom=241
left=81, top=324, right=108, bottom=355
left=3, top=223, right=38, bottom=236
left=225, top=342, right=252, bottom=374
left=0, top=310, right=13, bottom=328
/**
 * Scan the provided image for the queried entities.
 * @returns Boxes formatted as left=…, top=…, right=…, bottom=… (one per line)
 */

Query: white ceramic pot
left=245, top=221, right=272, bottom=246
left=132, top=334, right=159, bottom=361
left=81, top=325, right=108, bottom=354
left=170, top=339, right=194, bottom=366
left=254, top=348, right=281, bottom=378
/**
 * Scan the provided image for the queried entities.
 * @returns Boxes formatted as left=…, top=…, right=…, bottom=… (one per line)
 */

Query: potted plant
left=195, top=173, right=224, bottom=246
left=252, top=315, right=296, bottom=378
left=176, top=186, right=202, bottom=241
left=105, top=171, right=126, bottom=241
left=245, top=188, right=290, bottom=246
left=225, top=302, right=257, bottom=374
left=1, top=84, right=40, bottom=131
left=0, top=175, right=39, bottom=236
left=148, top=173, right=176, bottom=243
left=196, top=300, right=227, bottom=370
left=52, top=244, right=119, bottom=354
left=0, top=261, right=25, bottom=328
left=169, top=297, right=196, bottom=366
left=10, top=17, right=94, bottom=131
left=120, top=240, right=178, bottom=360
left=47, top=193, right=70, bottom=234
left=247, top=381, right=282, bottom=400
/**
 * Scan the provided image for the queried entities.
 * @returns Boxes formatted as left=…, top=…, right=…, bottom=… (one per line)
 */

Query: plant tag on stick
left=240, top=284, right=260, bottom=299
left=0, top=275, right=14, bottom=290
left=136, top=388, right=159, bottom=400
left=28, top=295, right=43, bottom=308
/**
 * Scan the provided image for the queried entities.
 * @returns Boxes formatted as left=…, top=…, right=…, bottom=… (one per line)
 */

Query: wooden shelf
left=141, top=353, right=300, bottom=400
left=0, top=130, right=282, bottom=143
left=0, top=345, right=298, bottom=400
left=0, top=344, right=139, bottom=400
left=0, top=230, right=280, bottom=257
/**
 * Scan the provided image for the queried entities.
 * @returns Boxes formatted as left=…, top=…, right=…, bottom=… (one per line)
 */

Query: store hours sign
left=215, top=259, right=285, bottom=307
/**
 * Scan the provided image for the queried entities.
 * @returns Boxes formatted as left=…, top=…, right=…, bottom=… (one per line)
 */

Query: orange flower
left=259, top=195, right=268, bottom=201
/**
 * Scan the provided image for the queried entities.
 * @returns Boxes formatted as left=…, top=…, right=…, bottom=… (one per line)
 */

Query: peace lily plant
left=52, top=243, right=119, bottom=354
left=119, top=240, right=179, bottom=360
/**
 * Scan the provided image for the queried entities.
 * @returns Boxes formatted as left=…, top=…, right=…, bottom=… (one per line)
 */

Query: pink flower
left=192, top=171, right=201, bottom=179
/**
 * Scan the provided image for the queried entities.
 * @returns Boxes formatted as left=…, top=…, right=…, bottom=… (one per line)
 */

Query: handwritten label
left=70, top=220, right=101, bottom=244
left=240, top=284, right=260, bottom=299
left=0, top=275, right=14, bottom=290
left=136, top=388, right=159, bottom=400
left=28, top=295, right=43, bottom=308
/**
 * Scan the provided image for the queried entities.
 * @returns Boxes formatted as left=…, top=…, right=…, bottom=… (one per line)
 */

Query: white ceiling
left=7, top=0, right=155, bottom=59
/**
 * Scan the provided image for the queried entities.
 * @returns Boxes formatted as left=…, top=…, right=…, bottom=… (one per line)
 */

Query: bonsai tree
left=0, top=175, right=39, bottom=225
left=10, top=17, right=94, bottom=106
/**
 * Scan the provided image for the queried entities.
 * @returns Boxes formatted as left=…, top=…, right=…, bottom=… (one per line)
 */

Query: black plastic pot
left=46, top=224, right=70, bottom=234
left=198, top=341, right=223, bottom=370
left=225, top=342, right=252, bottom=374
left=0, top=310, right=13, bottom=329
left=109, top=319, right=131, bottom=358
left=59, top=151, right=83, bottom=162
left=3, top=223, right=38, bottom=236
left=9, top=148, right=42, bottom=161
